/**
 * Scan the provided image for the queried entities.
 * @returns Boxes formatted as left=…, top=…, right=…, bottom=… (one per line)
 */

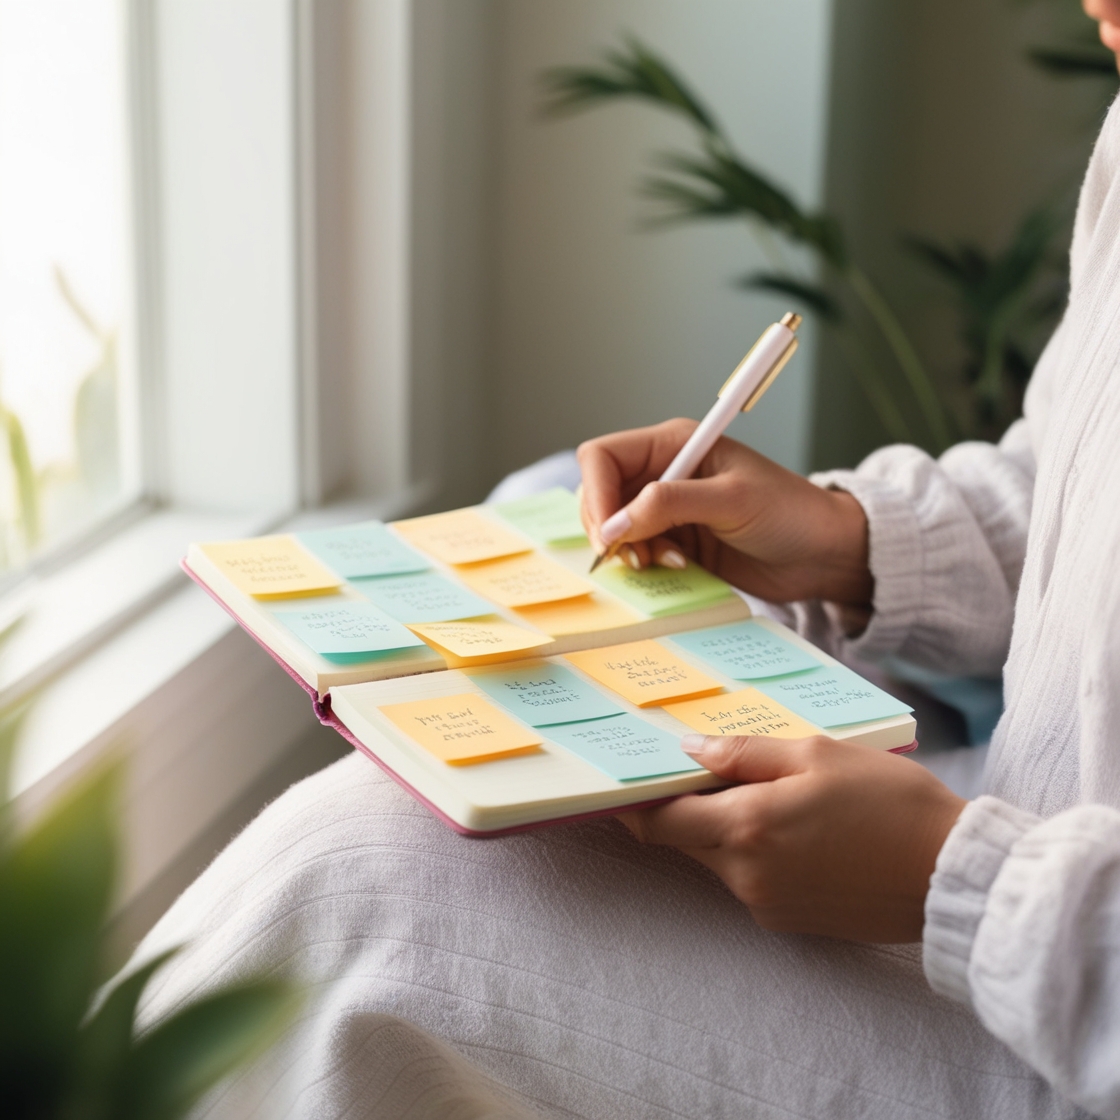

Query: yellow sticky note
left=201, top=535, right=343, bottom=599
left=379, top=693, right=543, bottom=765
left=664, top=687, right=824, bottom=739
left=408, top=618, right=552, bottom=666
left=515, top=594, right=642, bottom=637
left=393, top=509, right=531, bottom=566
left=457, top=552, right=593, bottom=608
left=565, top=639, right=724, bottom=708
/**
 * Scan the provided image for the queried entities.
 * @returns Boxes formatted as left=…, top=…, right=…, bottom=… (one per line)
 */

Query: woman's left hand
left=618, top=734, right=966, bottom=943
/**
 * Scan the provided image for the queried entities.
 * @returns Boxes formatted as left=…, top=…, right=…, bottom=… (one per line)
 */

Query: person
left=127, top=7, right=1120, bottom=1118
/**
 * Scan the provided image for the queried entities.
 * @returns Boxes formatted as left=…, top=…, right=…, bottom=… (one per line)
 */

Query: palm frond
left=737, top=272, right=842, bottom=321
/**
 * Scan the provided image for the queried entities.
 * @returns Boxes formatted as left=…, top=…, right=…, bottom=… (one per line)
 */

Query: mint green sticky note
left=297, top=521, right=429, bottom=578
left=546, top=713, right=703, bottom=781
left=752, top=665, right=913, bottom=728
left=275, top=601, right=424, bottom=661
left=469, top=663, right=623, bottom=727
left=495, top=488, right=588, bottom=548
left=670, top=621, right=821, bottom=680
left=352, top=571, right=494, bottom=624
left=592, top=560, right=733, bottom=618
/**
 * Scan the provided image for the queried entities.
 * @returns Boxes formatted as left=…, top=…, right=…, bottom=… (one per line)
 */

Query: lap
left=133, top=753, right=1081, bottom=1120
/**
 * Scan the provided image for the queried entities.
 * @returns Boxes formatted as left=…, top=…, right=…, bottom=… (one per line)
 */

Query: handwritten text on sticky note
left=753, top=665, right=913, bottom=728
left=565, top=639, right=724, bottom=707
left=354, top=571, right=494, bottom=624
left=408, top=619, right=552, bottom=664
left=592, top=560, right=733, bottom=617
left=201, top=536, right=343, bottom=599
left=378, top=694, right=542, bottom=765
left=664, top=688, right=823, bottom=739
left=670, top=621, right=820, bottom=680
left=275, top=601, right=424, bottom=660
left=393, top=509, right=531, bottom=566
left=546, top=714, right=703, bottom=781
left=457, top=552, right=593, bottom=608
left=469, top=662, right=623, bottom=727
left=297, top=521, right=428, bottom=579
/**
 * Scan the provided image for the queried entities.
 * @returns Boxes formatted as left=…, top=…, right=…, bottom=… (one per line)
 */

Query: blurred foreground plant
left=0, top=716, right=299, bottom=1120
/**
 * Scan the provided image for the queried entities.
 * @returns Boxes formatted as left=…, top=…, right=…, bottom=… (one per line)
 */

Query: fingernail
left=600, top=508, right=632, bottom=546
left=661, top=549, right=687, bottom=570
left=681, top=734, right=709, bottom=757
left=623, top=545, right=641, bottom=570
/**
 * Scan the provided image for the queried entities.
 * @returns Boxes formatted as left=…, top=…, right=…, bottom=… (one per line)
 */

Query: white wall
left=486, top=0, right=834, bottom=480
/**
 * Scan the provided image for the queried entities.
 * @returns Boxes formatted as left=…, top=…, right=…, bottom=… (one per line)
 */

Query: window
left=0, top=0, right=140, bottom=583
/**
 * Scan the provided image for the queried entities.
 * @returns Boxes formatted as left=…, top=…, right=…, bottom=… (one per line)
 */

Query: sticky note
left=670, top=621, right=820, bottom=680
left=393, top=509, right=531, bottom=566
left=201, top=536, right=343, bottom=599
left=664, top=688, right=823, bottom=739
left=456, top=552, right=593, bottom=608
left=546, top=714, right=703, bottom=781
left=565, top=639, right=724, bottom=707
left=297, top=521, right=429, bottom=578
left=408, top=619, right=552, bottom=666
left=469, top=662, right=624, bottom=727
left=379, top=694, right=542, bottom=765
left=495, top=488, right=588, bottom=547
left=752, top=665, right=913, bottom=728
left=515, top=594, right=642, bottom=637
left=353, top=571, right=494, bottom=624
left=275, top=601, right=425, bottom=662
left=592, top=560, right=733, bottom=617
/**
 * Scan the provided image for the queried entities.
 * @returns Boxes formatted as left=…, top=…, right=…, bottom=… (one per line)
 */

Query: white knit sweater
left=816, top=94, right=1120, bottom=1116
left=128, top=95, right=1120, bottom=1120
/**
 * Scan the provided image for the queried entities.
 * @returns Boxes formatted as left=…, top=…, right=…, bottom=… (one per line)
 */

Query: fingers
left=578, top=419, right=699, bottom=548
left=619, top=785, right=760, bottom=849
left=682, top=733, right=830, bottom=783
left=1084, top=0, right=1120, bottom=20
left=1101, top=19, right=1120, bottom=55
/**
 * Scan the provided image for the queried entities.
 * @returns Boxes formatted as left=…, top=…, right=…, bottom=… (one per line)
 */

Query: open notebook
left=184, top=490, right=917, bottom=835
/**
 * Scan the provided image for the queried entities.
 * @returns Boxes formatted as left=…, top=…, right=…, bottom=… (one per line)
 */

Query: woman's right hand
left=1085, top=0, right=1120, bottom=66
left=578, top=418, right=874, bottom=609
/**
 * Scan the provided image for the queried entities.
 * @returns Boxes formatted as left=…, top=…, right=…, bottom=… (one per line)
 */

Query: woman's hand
left=1085, top=0, right=1120, bottom=66
left=578, top=419, right=873, bottom=607
left=618, top=735, right=966, bottom=943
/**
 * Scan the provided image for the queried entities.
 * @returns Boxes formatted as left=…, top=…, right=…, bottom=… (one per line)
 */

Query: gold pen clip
left=717, top=312, right=802, bottom=413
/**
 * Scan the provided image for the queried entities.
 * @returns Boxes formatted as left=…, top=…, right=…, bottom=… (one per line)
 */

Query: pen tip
left=589, top=553, right=604, bottom=574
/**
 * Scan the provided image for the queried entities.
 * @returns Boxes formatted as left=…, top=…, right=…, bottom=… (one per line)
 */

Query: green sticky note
left=275, top=601, right=425, bottom=662
left=546, top=713, right=703, bottom=782
left=297, top=521, right=429, bottom=578
left=753, top=665, right=913, bottom=728
left=495, top=488, right=588, bottom=548
left=353, top=571, right=495, bottom=624
left=469, top=663, right=623, bottom=727
left=592, top=560, right=733, bottom=618
left=670, top=621, right=821, bottom=680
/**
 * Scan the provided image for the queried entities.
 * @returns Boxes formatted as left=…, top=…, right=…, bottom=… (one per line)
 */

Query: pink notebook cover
left=182, top=559, right=917, bottom=837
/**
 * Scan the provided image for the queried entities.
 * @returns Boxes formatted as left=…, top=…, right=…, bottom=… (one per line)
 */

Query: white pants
left=131, top=753, right=1080, bottom=1119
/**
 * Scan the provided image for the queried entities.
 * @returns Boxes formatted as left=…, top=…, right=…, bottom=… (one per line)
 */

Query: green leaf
left=1, top=407, right=40, bottom=548
left=541, top=36, right=721, bottom=135
left=117, top=980, right=300, bottom=1120
left=737, top=272, right=842, bottom=321
left=0, top=761, right=120, bottom=1117
left=1028, top=46, right=1119, bottom=78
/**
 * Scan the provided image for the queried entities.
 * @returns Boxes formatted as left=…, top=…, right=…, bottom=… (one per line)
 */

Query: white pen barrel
left=660, top=323, right=794, bottom=482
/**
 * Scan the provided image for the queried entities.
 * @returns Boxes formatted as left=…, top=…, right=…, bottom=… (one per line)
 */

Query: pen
left=589, top=311, right=803, bottom=574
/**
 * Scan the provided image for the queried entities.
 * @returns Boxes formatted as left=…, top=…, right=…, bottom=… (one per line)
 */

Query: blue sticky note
left=545, top=713, right=703, bottom=782
left=752, top=665, right=913, bottom=728
left=469, top=663, right=623, bottom=727
left=670, top=621, right=821, bottom=680
left=275, top=601, right=425, bottom=662
left=353, top=570, right=495, bottom=623
left=297, top=521, right=429, bottom=578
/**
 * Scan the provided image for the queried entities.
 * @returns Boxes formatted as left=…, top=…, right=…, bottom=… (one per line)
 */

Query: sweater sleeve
left=809, top=412, right=1037, bottom=678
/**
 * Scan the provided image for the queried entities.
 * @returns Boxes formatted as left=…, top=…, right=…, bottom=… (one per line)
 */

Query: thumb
left=681, top=733, right=817, bottom=783
left=599, top=476, right=743, bottom=548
